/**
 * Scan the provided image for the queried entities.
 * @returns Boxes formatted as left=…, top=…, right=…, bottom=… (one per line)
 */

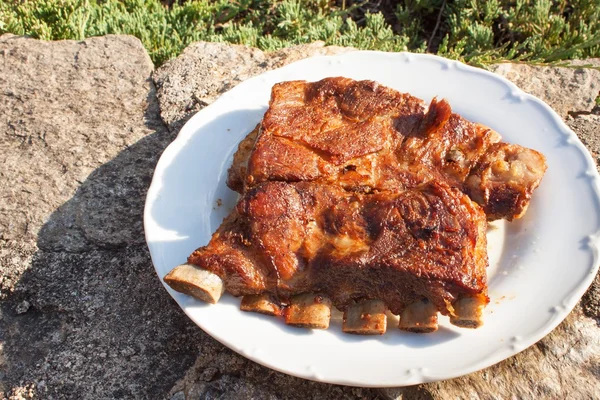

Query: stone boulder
left=0, top=34, right=202, bottom=399
left=1, top=35, right=599, bottom=398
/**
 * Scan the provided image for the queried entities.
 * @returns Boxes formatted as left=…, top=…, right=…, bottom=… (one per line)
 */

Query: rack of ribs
left=164, top=77, right=547, bottom=334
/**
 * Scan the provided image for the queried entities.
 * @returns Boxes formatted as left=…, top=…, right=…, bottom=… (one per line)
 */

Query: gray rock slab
left=0, top=34, right=156, bottom=247
left=490, top=62, right=600, bottom=118
left=1, top=33, right=599, bottom=399
left=0, top=34, right=204, bottom=398
left=154, top=43, right=600, bottom=399
left=152, top=41, right=354, bottom=132
left=2, top=245, right=202, bottom=398
left=381, top=307, right=600, bottom=399
left=168, top=332, right=378, bottom=400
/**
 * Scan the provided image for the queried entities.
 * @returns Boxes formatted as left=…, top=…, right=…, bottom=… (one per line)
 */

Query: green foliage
left=1, top=0, right=599, bottom=67
left=395, top=0, right=446, bottom=52
left=440, top=0, right=600, bottom=65
left=1, top=0, right=215, bottom=65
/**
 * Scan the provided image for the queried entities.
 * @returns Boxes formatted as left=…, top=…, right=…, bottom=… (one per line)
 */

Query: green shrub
left=440, top=0, right=600, bottom=65
left=1, top=0, right=599, bottom=67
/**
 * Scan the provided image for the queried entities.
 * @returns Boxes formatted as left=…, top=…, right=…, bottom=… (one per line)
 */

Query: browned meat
left=227, top=124, right=259, bottom=193
left=165, top=77, right=548, bottom=332
left=232, top=77, right=545, bottom=221
left=187, top=181, right=488, bottom=317
left=466, top=143, right=547, bottom=221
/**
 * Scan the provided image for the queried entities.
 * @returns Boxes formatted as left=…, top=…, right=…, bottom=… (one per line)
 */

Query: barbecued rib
left=466, top=143, right=547, bottom=221
left=165, top=77, right=548, bottom=333
left=343, top=299, right=387, bottom=335
left=167, top=180, right=489, bottom=331
left=227, top=124, right=259, bottom=193
left=228, top=77, right=546, bottom=221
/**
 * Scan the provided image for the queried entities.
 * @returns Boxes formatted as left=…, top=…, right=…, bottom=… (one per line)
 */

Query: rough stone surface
left=0, top=34, right=203, bottom=398
left=0, top=34, right=154, bottom=248
left=568, top=112, right=600, bottom=323
left=381, top=307, right=600, bottom=399
left=167, top=333, right=379, bottom=400
left=1, top=34, right=599, bottom=399
left=152, top=41, right=354, bottom=132
left=490, top=61, right=600, bottom=118
left=568, top=113, right=600, bottom=165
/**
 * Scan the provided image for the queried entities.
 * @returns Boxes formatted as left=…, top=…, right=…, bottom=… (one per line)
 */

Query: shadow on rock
left=0, top=86, right=205, bottom=398
left=0, top=80, right=383, bottom=400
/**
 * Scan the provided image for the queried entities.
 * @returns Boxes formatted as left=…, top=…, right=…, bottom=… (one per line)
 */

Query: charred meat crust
left=230, top=77, right=545, bottom=222
left=466, top=142, right=547, bottom=221
left=166, top=77, right=548, bottom=332
left=187, top=180, right=488, bottom=316
left=227, top=124, right=260, bottom=193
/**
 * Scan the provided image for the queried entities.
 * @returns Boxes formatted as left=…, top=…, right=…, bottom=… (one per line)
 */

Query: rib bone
left=450, top=296, right=485, bottom=328
left=284, top=293, right=332, bottom=329
left=240, top=293, right=281, bottom=316
left=398, top=298, right=439, bottom=333
left=163, top=263, right=225, bottom=304
left=343, top=299, right=387, bottom=335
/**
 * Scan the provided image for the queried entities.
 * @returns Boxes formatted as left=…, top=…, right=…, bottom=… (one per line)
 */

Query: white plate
left=144, top=51, right=600, bottom=387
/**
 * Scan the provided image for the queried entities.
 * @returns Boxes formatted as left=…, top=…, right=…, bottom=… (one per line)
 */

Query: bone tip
left=398, top=298, right=439, bottom=333
left=343, top=327, right=386, bottom=335
left=163, top=263, right=224, bottom=304
left=449, top=318, right=483, bottom=329
left=449, top=296, right=485, bottom=329
left=400, top=325, right=438, bottom=334
left=240, top=294, right=282, bottom=316
left=342, top=299, right=388, bottom=335
left=284, top=293, right=332, bottom=330
left=287, top=321, right=329, bottom=329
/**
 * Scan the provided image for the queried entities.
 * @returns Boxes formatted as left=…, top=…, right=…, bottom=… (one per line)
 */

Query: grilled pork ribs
left=164, top=77, right=547, bottom=334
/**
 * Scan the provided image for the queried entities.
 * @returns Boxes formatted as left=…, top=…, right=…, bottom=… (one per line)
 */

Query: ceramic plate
left=144, top=51, right=600, bottom=387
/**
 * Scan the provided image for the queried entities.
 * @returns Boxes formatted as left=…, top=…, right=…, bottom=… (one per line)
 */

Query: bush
left=1, top=0, right=599, bottom=67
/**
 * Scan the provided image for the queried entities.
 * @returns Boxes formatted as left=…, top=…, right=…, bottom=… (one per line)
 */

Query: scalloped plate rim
left=144, top=50, right=600, bottom=387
